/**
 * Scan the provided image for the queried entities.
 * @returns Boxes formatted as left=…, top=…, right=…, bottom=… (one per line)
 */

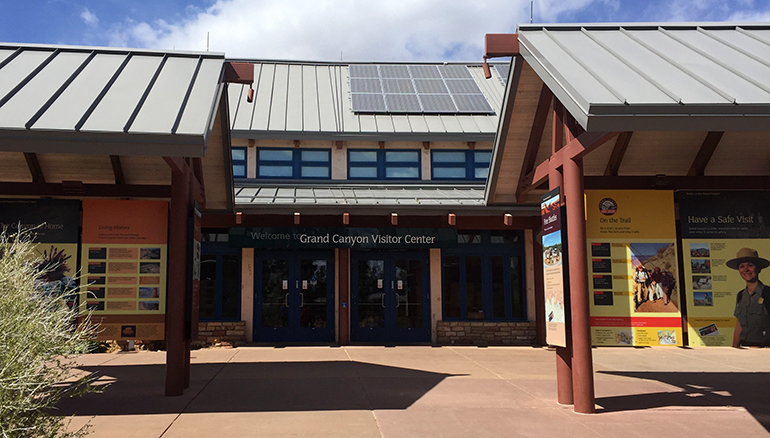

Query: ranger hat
left=726, top=248, right=770, bottom=270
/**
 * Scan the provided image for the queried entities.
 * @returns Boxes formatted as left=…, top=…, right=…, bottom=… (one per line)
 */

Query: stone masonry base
left=436, top=321, right=537, bottom=346
left=196, top=321, right=247, bottom=346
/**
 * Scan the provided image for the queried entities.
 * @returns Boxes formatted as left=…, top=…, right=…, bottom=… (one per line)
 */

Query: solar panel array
left=493, top=63, right=511, bottom=85
left=349, top=64, right=495, bottom=114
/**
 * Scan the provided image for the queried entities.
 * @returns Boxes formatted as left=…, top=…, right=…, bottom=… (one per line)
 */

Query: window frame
left=441, top=230, right=526, bottom=322
left=200, top=242, right=241, bottom=322
left=232, top=146, right=248, bottom=178
left=347, top=149, right=421, bottom=180
left=256, top=147, right=332, bottom=180
left=431, top=149, right=492, bottom=181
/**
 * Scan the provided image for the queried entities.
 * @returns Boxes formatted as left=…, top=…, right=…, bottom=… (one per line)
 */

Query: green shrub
left=0, top=229, right=96, bottom=437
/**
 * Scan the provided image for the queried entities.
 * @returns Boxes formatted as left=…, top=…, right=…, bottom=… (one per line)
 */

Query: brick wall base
left=436, top=321, right=537, bottom=346
left=196, top=321, right=247, bottom=346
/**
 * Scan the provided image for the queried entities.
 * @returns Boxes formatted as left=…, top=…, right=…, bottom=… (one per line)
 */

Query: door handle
left=381, top=293, right=386, bottom=308
left=395, top=293, right=400, bottom=307
left=284, top=293, right=289, bottom=307
left=299, top=293, right=304, bottom=307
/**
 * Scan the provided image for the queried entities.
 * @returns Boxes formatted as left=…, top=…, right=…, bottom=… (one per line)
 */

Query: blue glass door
left=254, top=251, right=334, bottom=343
left=351, top=251, right=430, bottom=343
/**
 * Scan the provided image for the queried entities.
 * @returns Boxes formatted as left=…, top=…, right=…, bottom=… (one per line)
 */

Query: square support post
left=166, top=165, right=192, bottom=396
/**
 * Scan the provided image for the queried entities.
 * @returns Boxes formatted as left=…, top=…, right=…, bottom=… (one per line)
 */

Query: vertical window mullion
left=215, top=253, right=224, bottom=319
left=459, top=254, right=467, bottom=320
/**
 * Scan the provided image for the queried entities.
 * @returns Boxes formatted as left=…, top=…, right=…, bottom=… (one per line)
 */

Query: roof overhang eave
left=0, top=128, right=207, bottom=157
left=231, top=130, right=496, bottom=143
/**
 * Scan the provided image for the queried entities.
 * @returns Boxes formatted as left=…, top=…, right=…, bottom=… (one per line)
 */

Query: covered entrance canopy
left=484, top=23, right=770, bottom=413
left=0, top=42, right=250, bottom=396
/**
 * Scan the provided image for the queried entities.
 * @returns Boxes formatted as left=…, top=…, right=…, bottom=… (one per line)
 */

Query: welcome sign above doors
left=229, top=227, right=458, bottom=249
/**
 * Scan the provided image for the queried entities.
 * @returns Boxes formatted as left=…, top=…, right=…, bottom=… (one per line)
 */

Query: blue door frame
left=254, top=250, right=335, bottom=343
left=350, top=251, right=431, bottom=343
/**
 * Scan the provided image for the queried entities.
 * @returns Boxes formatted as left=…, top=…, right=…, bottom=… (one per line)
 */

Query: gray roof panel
left=0, top=50, right=52, bottom=101
left=34, top=53, right=126, bottom=130
left=0, top=51, right=90, bottom=128
left=517, top=23, right=770, bottom=131
left=129, top=56, right=199, bottom=134
left=176, top=57, right=223, bottom=135
left=81, top=55, right=164, bottom=132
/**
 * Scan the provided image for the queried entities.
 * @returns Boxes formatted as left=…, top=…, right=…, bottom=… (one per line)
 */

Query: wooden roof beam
left=687, top=131, right=724, bottom=176
left=109, top=155, right=126, bottom=185
left=603, top=132, right=633, bottom=176
left=23, top=152, right=45, bottom=183
left=515, top=84, right=552, bottom=203
left=483, top=33, right=519, bottom=78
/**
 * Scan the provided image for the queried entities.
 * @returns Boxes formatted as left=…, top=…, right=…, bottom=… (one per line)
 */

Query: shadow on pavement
left=58, top=361, right=457, bottom=416
left=597, top=371, right=770, bottom=432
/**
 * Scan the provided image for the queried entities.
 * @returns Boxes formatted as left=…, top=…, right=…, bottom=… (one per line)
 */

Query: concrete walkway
left=59, top=346, right=770, bottom=437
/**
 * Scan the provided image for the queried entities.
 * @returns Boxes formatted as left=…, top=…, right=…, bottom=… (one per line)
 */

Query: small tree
left=0, top=228, right=95, bottom=437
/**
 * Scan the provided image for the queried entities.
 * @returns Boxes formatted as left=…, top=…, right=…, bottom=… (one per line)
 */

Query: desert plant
left=0, top=228, right=96, bottom=437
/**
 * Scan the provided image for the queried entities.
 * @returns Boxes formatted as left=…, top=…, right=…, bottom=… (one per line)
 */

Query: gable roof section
left=227, top=61, right=507, bottom=142
left=517, top=23, right=770, bottom=132
left=0, top=43, right=226, bottom=157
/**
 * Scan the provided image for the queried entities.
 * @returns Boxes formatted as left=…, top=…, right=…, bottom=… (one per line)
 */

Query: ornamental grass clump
left=0, top=228, right=96, bottom=438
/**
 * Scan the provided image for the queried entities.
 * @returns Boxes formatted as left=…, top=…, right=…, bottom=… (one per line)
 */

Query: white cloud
left=81, top=8, right=99, bottom=26
left=104, top=0, right=600, bottom=61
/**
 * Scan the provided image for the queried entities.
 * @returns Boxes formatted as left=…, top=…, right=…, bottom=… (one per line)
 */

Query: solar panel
left=438, top=64, right=472, bottom=79
left=419, top=94, right=456, bottom=113
left=350, top=78, right=382, bottom=93
left=493, top=63, right=510, bottom=84
left=409, top=65, right=441, bottom=79
left=385, top=94, right=422, bottom=112
left=414, top=79, right=448, bottom=94
left=454, top=94, right=494, bottom=113
left=382, top=79, right=415, bottom=94
left=349, top=64, right=494, bottom=114
left=351, top=93, right=386, bottom=112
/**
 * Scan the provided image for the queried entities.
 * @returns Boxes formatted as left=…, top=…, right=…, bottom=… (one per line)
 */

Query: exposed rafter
left=0, top=182, right=171, bottom=198
left=515, top=85, right=552, bottom=203
left=687, top=131, right=724, bottom=176
left=109, top=155, right=126, bottom=185
left=603, top=132, right=633, bottom=176
left=23, top=152, right=45, bottom=183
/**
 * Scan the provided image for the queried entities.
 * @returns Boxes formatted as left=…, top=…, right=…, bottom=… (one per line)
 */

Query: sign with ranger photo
left=585, top=190, right=682, bottom=347
left=81, top=200, right=168, bottom=341
left=680, top=191, right=770, bottom=347
left=541, top=188, right=567, bottom=347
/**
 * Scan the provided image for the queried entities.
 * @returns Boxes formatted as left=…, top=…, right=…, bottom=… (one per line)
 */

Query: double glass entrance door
left=255, top=251, right=334, bottom=343
left=351, top=251, right=430, bottom=343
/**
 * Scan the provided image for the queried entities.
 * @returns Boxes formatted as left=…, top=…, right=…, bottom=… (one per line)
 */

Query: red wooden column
left=563, top=155, right=595, bottom=414
left=166, top=162, right=192, bottom=396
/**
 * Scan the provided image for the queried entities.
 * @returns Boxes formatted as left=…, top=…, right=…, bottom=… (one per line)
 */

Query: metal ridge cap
left=517, top=22, right=770, bottom=32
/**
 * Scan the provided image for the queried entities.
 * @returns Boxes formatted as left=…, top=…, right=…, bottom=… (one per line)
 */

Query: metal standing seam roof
left=227, top=61, right=508, bottom=142
left=0, top=43, right=226, bottom=157
left=233, top=183, right=537, bottom=212
left=517, top=23, right=770, bottom=132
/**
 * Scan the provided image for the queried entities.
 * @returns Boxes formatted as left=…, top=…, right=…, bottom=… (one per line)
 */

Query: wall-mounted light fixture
left=247, top=87, right=254, bottom=103
left=504, top=213, right=513, bottom=226
left=294, top=212, right=300, bottom=225
left=448, top=213, right=456, bottom=226
left=391, top=213, right=398, bottom=226
left=235, top=211, right=243, bottom=225
left=343, top=212, right=350, bottom=225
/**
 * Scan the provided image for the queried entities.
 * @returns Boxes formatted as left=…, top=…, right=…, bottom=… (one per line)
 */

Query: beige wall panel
left=36, top=153, right=113, bottom=184
left=247, top=141, right=256, bottom=178
left=618, top=131, right=705, bottom=176
left=332, top=145, right=346, bottom=180
left=430, top=248, right=442, bottom=344
left=120, top=155, right=171, bottom=185
left=706, top=131, right=770, bottom=176
left=241, top=248, right=254, bottom=342
left=0, top=152, right=33, bottom=182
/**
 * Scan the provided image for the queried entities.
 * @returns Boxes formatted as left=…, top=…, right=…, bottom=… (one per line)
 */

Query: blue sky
left=2, top=0, right=770, bottom=60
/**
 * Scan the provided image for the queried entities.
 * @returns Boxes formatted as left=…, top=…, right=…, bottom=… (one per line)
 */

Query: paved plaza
left=59, top=346, right=770, bottom=437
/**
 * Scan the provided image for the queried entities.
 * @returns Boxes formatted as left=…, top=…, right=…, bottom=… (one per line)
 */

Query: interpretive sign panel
left=542, top=188, right=567, bottom=347
left=81, top=200, right=168, bottom=340
left=586, top=190, right=682, bottom=346
left=680, top=191, right=770, bottom=347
